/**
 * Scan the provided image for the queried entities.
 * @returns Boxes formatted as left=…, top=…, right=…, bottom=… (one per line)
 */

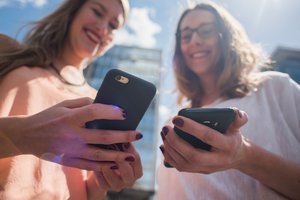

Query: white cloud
left=18, top=0, right=48, bottom=7
left=0, top=0, right=48, bottom=8
left=115, top=7, right=161, bottom=48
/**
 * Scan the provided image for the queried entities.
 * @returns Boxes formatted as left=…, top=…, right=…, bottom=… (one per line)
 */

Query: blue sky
left=1, top=0, right=300, bottom=53
left=1, top=0, right=300, bottom=119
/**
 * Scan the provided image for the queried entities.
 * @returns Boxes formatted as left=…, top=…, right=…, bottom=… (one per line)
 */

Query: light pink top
left=0, top=66, right=96, bottom=200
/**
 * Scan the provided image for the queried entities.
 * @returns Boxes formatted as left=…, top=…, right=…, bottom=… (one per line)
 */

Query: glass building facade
left=84, top=44, right=162, bottom=198
left=271, top=47, right=300, bottom=84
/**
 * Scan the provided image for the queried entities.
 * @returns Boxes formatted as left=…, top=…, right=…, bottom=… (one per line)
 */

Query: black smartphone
left=174, top=108, right=236, bottom=151
left=85, top=69, right=156, bottom=150
left=164, top=108, right=236, bottom=167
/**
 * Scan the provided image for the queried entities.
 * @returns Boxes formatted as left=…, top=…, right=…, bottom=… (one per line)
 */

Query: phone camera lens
left=115, top=75, right=122, bottom=81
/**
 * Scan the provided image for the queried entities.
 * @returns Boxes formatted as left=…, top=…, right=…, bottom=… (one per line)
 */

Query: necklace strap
left=49, top=64, right=86, bottom=87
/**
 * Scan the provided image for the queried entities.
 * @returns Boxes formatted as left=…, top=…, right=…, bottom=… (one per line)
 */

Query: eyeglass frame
left=176, top=22, right=220, bottom=43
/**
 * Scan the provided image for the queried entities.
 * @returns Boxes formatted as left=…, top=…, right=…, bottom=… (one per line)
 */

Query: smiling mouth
left=85, top=29, right=101, bottom=45
left=191, top=51, right=209, bottom=59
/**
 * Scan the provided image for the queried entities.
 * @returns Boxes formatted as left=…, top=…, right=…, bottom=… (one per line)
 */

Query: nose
left=95, top=21, right=110, bottom=36
left=190, top=31, right=204, bottom=46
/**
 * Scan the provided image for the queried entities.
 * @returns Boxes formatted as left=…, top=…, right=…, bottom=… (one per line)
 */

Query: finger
left=74, top=146, right=136, bottom=163
left=74, top=103, right=125, bottom=124
left=228, top=108, right=248, bottom=132
left=49, top=155, right=115, bottom=171
left=161, top=126, right=186, bottom=157
left=56, top=97, right=93, bottom=108
left=172, top=116, right=227, bottom=149
left=102, top=166, right=124, bottom=191
left=159, top=145, right=177, bottom=168
left=116, top=161, right=135, bottom=187
left=124, top=144, right=143, bottom=179
left=81, top=129, right=143, bottom=144
left=94, top=171, right=110, bottom=191
left=162, top=131, right=189, bottom=166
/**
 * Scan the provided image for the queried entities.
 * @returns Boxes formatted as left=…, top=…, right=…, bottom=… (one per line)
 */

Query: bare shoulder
left=0, top=66, right=45, bottom=90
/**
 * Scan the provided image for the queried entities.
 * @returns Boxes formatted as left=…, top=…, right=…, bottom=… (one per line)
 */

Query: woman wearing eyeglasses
left=157, top=2, right=300, bottom=200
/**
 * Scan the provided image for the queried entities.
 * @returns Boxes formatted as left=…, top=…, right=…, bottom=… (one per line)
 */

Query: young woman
left=158, top=2, right=300, bottom=200
left=0, top=0, right=143, bottom=199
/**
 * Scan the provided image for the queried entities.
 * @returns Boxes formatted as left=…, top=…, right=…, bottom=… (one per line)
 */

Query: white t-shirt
left=156, top=71, right=300, bottom=200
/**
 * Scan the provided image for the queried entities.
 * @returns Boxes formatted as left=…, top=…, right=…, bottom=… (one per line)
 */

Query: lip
left=190, top=50, right=210, bottom=59
left=84, top=28, right=102, bottom=45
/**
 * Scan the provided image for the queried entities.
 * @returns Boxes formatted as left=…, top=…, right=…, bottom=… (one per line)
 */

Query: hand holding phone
left=174, top=108, right=236, bottom=151
left=164, top=108, right=236, bottom=167
left=85, top=69, right=156, bottom=150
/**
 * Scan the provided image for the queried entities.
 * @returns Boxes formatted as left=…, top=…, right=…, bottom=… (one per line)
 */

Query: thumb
left=228, top=109, right=248, bottom=132
left=56, top=97, right=93, bottom=109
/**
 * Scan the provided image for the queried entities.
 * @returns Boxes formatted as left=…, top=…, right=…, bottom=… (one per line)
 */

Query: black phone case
left=85, top=69, right=156, bottom=150
left=175, top=108, right=236, bottom=151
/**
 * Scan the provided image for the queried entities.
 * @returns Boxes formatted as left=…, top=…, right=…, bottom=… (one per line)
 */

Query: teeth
left=86, top=30, right=100, bottom=43
left=191, top=52, right=207, bottom=58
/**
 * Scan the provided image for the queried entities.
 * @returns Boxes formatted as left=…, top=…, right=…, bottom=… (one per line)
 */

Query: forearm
left=86, top=172, right=107, bottom=200
left=237, top=140, right=300, bottom=200
left=0, top=116, right=25, bottom=158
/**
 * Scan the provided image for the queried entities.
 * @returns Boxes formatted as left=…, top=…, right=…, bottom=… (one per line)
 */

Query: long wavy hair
left=173, top=2, right=268, bottom=107
left=0, top=0, right=128, bottom=79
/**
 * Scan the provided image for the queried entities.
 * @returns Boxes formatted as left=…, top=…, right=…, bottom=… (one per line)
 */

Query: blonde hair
left=173, top=2, right=268, bottom=106
left=0, top=0, right=129, bottom=78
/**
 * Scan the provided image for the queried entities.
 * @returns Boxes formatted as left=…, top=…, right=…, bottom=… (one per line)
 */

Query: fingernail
left=159, top=146, right=165, bottom=154
left=160, top=131, right=166, bottom=140
left=125, top=156, right=135, bottom=162
left=122, top=110, right=127, bottom=119
left=164, top=162, right=173, bottom=168
left=136, top=133, right=143, bottom=140
left=162, top=126, right=169, bottom=135
left=110, top=165, right=119, bottom=170
left=172, top=117, right=184, bottom=127
left=122, top=143, right=130, bottom=150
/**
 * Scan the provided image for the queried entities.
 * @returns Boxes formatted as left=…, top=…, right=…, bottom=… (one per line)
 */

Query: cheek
left=206, top=36, right=221, bottom=64
left=180, top=44, right=190, bottom=62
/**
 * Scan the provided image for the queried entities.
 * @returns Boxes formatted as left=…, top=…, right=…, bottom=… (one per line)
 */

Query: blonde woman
left=158, top=2, right=300, bottom=200
left=0, top=0, right=143, bottom=199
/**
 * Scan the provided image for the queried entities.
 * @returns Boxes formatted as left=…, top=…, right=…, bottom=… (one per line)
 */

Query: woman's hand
left=160, top=109, right=248, bottom=173
left=87, top=143, right=143, bottom=199
left=1, top=97, right=143, bottom=170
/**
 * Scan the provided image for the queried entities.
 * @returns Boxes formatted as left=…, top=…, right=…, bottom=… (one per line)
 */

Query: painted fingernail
left=125, top=156, right=135, bottom=162
left=123, top=143, right=130, bottom=150
left=164, top=162, right=173, bottom=168
left=172, top=117, right=184, bottom=127
left=122, top=110, right=127, bottom=119
left=162, top=126, right=169, bottom=135
left=160, top=131, right=166, bottom=140
left=110, top=165, right=119, bottom=170
left=136, top=133, right=143, bottom=140
left=159, top=146, right=165, bottom=154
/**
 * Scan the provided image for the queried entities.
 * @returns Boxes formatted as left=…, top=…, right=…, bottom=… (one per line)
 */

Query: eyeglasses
left=177, top=23, right=218, bottom=43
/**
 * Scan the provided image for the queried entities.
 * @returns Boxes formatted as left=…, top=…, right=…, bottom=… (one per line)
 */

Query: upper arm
left=0, top=67, right=33, bottom=116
